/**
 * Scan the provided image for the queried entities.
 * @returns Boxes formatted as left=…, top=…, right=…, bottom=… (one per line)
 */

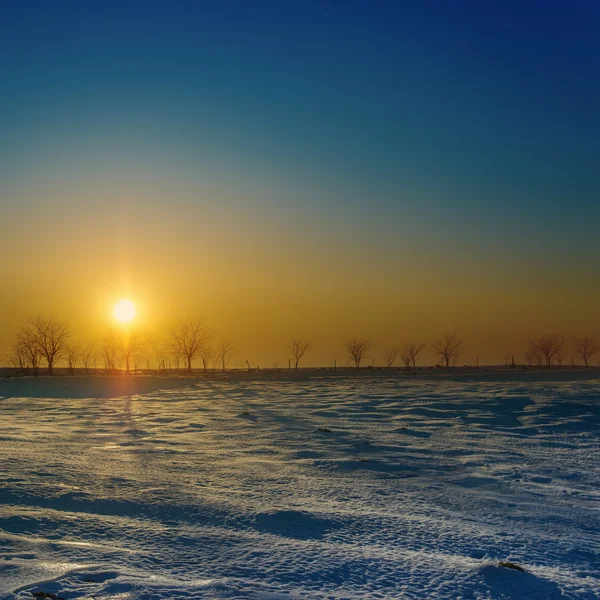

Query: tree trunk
left=48, top=360, right=53, bottom=376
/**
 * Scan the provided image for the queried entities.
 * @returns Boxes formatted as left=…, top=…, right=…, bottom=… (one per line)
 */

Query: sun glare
left=113, top=299, right=136, bottom=324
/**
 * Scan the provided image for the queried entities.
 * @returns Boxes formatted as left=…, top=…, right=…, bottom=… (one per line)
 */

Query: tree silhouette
left=65, top=343, right=81, bottom=375
left=28, top=314, right=70, bottom=375
left=433, top=331, right=462, bottom=368
left=381, top=347, right=398, bottom=368
left=13, top=326, right=41, bottom=374
left=529, top=334, right=565, bottom=367
left=218, top=339, right=234, bottom=372
left=200, top=343, right=214, bottom=373
left=574, top=336, right=598, bottom=367
left=170, top=317, right=210, bottom=372
left=152, top=343, right=169, bottom=373
left=10, top=338, right=28, bottom=373
left=291, top=339, right=311, bottom=370
left=106, top=329, right=145, bottom=373
left=402, top=341, right=426, bottom=368
left=81, top=341, right=97, bottom=373
left=346, top=338, right=371, bottom=370
left=102, top=341, right=118, bottom=372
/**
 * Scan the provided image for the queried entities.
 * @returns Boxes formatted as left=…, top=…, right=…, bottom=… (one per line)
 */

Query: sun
left=113, top=299, right=137, bottom=324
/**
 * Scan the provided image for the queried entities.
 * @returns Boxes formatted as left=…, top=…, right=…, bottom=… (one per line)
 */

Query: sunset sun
left=113, top=299, right=136, bottom=324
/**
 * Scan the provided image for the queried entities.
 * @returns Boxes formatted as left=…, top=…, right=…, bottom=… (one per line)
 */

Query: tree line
left=9, top=315, right=235, bottom=376
left=6, top=314, right=600, bottom=375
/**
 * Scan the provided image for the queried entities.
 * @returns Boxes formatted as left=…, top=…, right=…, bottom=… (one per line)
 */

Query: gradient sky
left=1, top=1, right=599, bottom=366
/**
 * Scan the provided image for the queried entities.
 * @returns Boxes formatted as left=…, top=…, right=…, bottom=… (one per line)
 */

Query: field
left=1, top=373, right=599, bottom=599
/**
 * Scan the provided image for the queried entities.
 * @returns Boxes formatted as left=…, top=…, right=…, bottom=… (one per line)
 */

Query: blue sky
left=2, top=2, right=598, bottom=213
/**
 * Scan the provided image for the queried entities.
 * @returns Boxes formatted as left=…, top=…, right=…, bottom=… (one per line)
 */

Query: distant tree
left=433, top=331, right=462, bottom=368
left=218, top=339, right=234, bottom=372
left=524, top=350, right=536, bottom=367
left=65, top=343, right=81, bottom=375
left=200, top=343, right=214, bottom=373
left=81, top=341, right=97, bottom=374
left=133, top=351, right=147, bottom=372
left=152, top=344, right=169, bottom=373
left=525, top=339, right=544, bottom=367
left=574, top=336, right=599, bottom=367
left=28, top=314, right=71, bottom=375
left=399, top=348, right=410, bottom=370
left=14, top=326, right=41, bottom=374
left=529, top=334, right=565, bottom=367
left=171, top=349, right=182, bottom=371
left=170, top=317, right=210, bottom=372
left=381, top=347, right=398, bottom=368
left=107, top=329, right=145, bottom=373
left=346, top=338, right=371, bottom=370
left=291, top=339, right=311, bottom=370
left=9, top=339, right=28, bottom=373
left=101, top=341, right=118, bottom=373
left=403, top=341, right=426, bottom=369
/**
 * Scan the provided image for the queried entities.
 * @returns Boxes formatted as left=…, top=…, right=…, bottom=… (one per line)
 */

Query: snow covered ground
left=0, top=374, right=598, bottom=599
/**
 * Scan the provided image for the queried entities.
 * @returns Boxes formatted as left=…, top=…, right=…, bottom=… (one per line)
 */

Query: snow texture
left=0, top=375, right=598, bottom=599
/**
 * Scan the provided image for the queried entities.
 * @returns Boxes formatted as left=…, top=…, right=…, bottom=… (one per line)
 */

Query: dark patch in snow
left=499, top=561, right=526, bottom=572
left=253, top=510, right=340, bottom=539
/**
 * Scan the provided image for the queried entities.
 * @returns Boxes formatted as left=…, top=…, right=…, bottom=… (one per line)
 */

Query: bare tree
left=102, top=341, right=118, bottom=373
left=65, top=343, right=81, bottom=375
left=218, top=339, right=234, bottom=372
left=346, top=338, right=371, bottom=370
left=525, top=339, right=544, bottom=367
left=524, top=351, right=533, bottom=367
left=403, top=341, right=426, bottom=369
left=399, top=347, right=411, bottom=370
left=291, top=339, right=311, bottom=370
left=171, top=349, right=182, bottom=371
left=381, top=346, right=398, bottom=368
left=106, top=329, right=145, bottom=373
left=152, top=343, right=169, bottom=373
left=574, top=336, right=599, bottom=367
left=433, top=331, right=462, bottom=368
left=170, top=317, right=210, bottom=372
left=200, top=343, right=214, bottom=373
left=9, top=339, right=28, bottom=373
left=133, top=350, right=147, bottom=372
left=529, top=334, right=565, bottom=367
left=81, top=342, right=97, bottom=374
left=14, top=326, right=41, bottom=374
left=28, top=314, right=71, bottom=375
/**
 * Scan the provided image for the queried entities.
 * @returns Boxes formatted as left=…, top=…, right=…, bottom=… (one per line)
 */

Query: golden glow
left=113, top=299, right=136, bottom=324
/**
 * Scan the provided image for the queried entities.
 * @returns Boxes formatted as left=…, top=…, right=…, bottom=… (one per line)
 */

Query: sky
left=1, top=0, right=599, bottom=366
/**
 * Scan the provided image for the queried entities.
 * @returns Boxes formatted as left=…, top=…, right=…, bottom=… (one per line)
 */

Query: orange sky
left=1, top=180, right=597, bottom=367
